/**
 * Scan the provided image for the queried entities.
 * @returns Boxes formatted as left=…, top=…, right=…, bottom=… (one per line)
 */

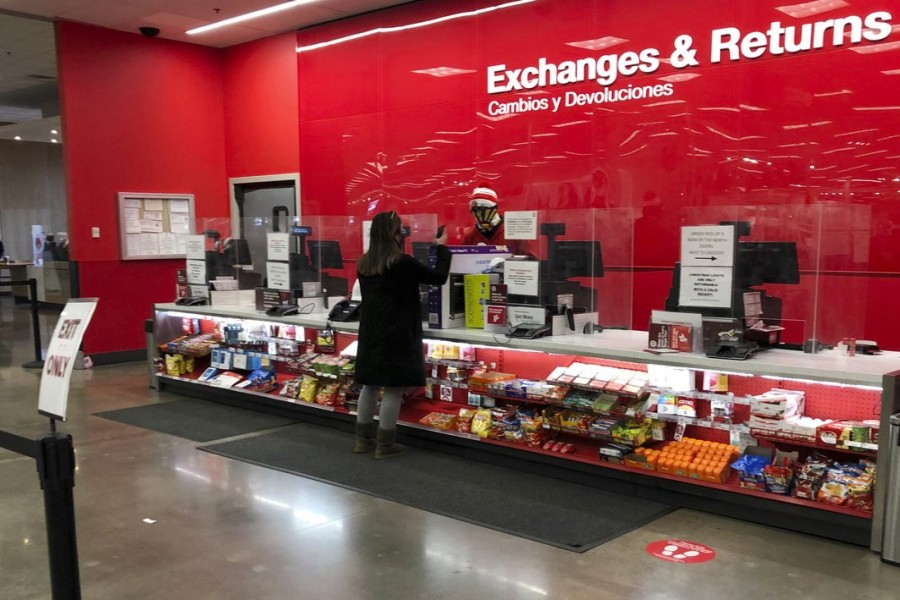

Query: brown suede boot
left=353, top=422, right=377, bottom=453
left=375, top=428, right=407, bottom=459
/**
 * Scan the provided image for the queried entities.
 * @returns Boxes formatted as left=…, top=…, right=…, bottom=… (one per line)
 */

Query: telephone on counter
left=328, top=299, right=361, bottom=322
left=175, top=296, right=208, bottom=306
left=508, top=322, right=550, bottom=339
left=706, top=339, right=759, bottom=360
left=266, top=304, right=299, bottom=317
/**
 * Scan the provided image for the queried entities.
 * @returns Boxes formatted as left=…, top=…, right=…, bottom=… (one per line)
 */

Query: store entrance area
left=1, top=297, right=899, bottom=598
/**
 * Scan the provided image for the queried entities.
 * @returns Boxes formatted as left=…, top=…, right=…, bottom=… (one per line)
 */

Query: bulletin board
left=117, top=192, right=196, bottom=260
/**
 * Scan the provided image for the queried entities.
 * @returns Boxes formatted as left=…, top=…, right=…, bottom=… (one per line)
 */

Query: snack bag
left=299, top=375, right=319, bottom=403
left=471, top=408, right=493, bottom=438
left=280, top=378, right=302, bottom=400
left=165, top=354, right=183, bottom=376
left=457, top=408, right=476, bottom=433
left=315, top=382, right=340, bottom=406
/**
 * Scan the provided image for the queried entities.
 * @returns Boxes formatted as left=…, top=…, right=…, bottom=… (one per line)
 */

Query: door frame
left=228, top=173, right=301, bottom=239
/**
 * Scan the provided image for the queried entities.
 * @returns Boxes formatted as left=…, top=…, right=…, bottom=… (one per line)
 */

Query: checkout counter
left=1, top=261, right=73, bottom=305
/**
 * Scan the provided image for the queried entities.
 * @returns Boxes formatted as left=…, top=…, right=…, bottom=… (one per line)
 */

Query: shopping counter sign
left=38, top=298, right=99, bottom=421
left=646, top=539, right=716, bottom=564
left=678, top=225, right=735, bottom=309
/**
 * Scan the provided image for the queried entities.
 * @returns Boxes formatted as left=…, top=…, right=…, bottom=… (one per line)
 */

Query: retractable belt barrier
left=0, top=428, right=82, bottom=599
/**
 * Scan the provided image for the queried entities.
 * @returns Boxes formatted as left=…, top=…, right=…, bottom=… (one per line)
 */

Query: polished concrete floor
left=2, top=295, right=900, bottom=599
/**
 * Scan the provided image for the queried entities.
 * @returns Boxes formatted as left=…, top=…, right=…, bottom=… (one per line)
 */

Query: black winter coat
left=354, top=246, right=451, bottom=387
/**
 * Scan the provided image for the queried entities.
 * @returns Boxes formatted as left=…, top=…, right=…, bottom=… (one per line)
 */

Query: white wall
left=0, top=139, right=66, bottom=260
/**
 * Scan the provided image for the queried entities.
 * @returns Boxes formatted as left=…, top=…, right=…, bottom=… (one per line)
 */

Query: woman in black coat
left=353, top=211, right=450, bottom=458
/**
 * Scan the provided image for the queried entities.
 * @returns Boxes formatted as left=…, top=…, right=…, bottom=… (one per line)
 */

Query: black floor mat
left=200, top=423, right=673, bottom=552
left=94, top=399, right=299, bottom=442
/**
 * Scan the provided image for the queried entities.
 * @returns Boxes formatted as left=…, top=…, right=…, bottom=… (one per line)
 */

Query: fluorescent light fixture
left=187, top=0, right=318, bottom=35
left=13, top=135, right=21, bottom=141
left=50, top=129, right=58, bottom=134
left=297, top=0, right=536, bottom=52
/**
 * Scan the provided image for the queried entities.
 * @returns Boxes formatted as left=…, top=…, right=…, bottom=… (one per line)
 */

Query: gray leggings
left=356, top=385, right=403, bottom=430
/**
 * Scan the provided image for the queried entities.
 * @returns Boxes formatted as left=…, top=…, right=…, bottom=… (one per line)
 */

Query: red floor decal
left=646, top=540, right=716, bottom=564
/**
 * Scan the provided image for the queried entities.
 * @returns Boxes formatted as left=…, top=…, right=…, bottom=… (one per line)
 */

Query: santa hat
left=469, top=184, right=498, bottom=209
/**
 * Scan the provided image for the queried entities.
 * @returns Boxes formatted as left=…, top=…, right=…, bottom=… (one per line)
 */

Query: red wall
left=296, top=0, right=900, bottom=346
left=223, top=31, right=300, bottom=177
left=57, top=21, right=228, bottom=356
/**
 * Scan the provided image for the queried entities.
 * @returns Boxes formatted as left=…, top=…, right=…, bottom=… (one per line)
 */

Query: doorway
left=229, top=173, right=300, bottom=278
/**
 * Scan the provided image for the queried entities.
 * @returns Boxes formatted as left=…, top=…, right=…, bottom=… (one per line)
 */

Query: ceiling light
left=187, top=1, right=318, bottom=35
left=411, top=67, right=476, bottom=77
left=566, top=36, right=628, bottom=51
left=775, top=0, right=849, bottom=19
left=297, top=0, right=536, bottom=53
left=850, top=41, right=900, bottom=54
left=14, top=136, right=21, bottom=141
left=51, top=139, right=58, bottom=143
left=51, top=129, right=58, bottom=134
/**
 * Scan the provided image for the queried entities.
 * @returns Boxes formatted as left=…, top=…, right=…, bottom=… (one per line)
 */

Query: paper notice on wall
left=169, top=214, right=191, bottom=234
left=126, top=234, right=142, bottom=257
left=169, top=199, right=190, bottom=213
left=140, top=233, right=160, bottom=256
left=158, top=233, right=179, bottom=255
left=504, top=211, right=538, bottom=240
left=143, top=211, right=163, bottom=221
left=143, top=199, right=164, bottom=211
left=140, top=219, right=163, bottom=233
left=124, top=198, right=142, bottom=209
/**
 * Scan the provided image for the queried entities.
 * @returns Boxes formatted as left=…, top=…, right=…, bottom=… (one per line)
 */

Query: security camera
left=139, top=26, right=160, bottom=38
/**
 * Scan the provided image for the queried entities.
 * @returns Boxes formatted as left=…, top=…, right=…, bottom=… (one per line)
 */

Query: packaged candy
left=280, top=378, right=302, bottom=400
left=165, top=354, right=183, bottom=376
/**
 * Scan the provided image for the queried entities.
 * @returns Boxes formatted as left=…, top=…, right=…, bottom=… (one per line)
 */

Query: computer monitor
left=738, top=241, right=800, bottom=286
left=307, top=240, right=344, bottom=269
left=550, top=241, right=604, bottom=279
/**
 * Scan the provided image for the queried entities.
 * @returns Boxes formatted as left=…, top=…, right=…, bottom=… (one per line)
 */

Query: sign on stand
left=677, top=225, right=735, bottom=309
left=38, top=298, right=99, bottom=421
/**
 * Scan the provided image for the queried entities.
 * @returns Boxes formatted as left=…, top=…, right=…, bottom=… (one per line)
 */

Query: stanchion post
left=31, top=278, right=42, bottom=362
left=35, top=432, right=82, bottom=600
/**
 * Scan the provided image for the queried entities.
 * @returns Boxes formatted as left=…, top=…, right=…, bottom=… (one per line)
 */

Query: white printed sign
left=678, top=267, right=733, bottom=308
left=681, top=226, right=734, bottom=267
left=504, top=211, right=538, bottom=240
left=38, top=298, right=99, bottom=421
left=267, top=232, right=290, bottom=261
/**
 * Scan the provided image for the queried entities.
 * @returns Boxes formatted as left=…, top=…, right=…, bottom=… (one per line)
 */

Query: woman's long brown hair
left=357, top=211, right=402, bottom=276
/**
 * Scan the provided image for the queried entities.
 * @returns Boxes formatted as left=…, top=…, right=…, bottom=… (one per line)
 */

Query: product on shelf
left=816, top=420, right=880, bottom=451
left=471, top=408, right=492, bottom=437
left=280, top=378, right=302, bottom=400
left=792, top=453, right=832, bottom=500
left=299, top=375, right=319, bottom=403
left=419, top=412, right=458, bottom=430
left=733, top=449, right=773, bottom=491
left=457, top=408, right=476, bottom=433
left=236, top=368, right=278, bottom=393
left=314, top=381, right=341, bottom=406
left=817, top=460, right=876, bottom=510
left=657, top=438, right=737, bottom=482
left=161, top=333, right=220, bottom=357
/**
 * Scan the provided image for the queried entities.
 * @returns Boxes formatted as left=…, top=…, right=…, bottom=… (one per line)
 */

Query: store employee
left=459, top=183, right=534, bottom=256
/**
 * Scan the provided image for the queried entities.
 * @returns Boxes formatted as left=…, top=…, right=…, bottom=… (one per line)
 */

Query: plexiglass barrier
left=187, top=203, right=888, bottom=351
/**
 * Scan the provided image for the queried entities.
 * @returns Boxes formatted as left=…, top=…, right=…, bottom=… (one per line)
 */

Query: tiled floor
left=2, top=295, right=900, bottom=599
